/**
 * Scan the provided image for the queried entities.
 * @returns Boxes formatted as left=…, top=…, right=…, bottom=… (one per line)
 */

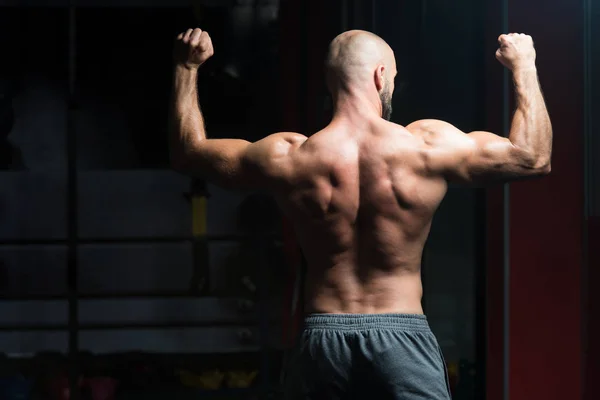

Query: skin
left=170, top=28, right=552, bottom=315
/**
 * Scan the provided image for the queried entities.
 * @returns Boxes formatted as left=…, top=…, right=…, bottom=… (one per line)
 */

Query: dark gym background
left=0, top=0, right=596, bottom=399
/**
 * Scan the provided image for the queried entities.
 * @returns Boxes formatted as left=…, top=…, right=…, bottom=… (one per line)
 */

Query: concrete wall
left=0, top=7, right=278, bottom=355
left=0, top=175, right=276, bottom=355
left=0, top=169, right=274, bottom=354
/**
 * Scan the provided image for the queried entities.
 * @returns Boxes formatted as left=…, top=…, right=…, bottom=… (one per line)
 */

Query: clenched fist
left=174, top=28, right=214, bottom=69
left=496, top=33, right=536, bottom=71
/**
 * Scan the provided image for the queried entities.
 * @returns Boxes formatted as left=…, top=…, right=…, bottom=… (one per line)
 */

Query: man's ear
left=374, top=65, right=386, bottom=92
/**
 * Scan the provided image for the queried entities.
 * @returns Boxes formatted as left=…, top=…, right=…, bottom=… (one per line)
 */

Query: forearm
left=508, top=67, right=553, bottom=168
left=169, top=64, right=206, bottom=166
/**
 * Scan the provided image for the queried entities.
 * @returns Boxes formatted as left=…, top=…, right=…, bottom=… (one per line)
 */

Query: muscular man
left=170, top=28, right=551, bottom=399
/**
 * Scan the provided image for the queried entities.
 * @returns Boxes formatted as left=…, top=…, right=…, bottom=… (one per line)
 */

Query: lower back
left=304, top=262, right=424, bottom=315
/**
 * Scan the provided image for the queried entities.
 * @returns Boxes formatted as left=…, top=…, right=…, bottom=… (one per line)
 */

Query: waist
left=305, top=273, right=424, bottom=315
left=303, top=313, right=431, bottom=333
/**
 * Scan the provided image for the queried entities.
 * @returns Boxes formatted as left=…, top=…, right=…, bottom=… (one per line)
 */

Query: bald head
left=325, top=30, right=397, bottom=120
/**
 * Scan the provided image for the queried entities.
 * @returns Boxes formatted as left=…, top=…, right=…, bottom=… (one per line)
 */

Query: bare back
left=275, top=121, right=448, bottom=314
left=171, top=28, right=551, bottom=315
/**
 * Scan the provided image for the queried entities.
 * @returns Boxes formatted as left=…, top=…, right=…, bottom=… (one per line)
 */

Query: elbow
left=528, top=156, right=552, bottom=176
left=516, top=148, right=551, bottom=177
left=531, top=153, right=552, bottom=176
left=537, top=161, right=551, bottom=176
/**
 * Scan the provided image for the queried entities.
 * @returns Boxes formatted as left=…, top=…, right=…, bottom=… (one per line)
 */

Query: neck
left=330, top=88, right=382, bottom=124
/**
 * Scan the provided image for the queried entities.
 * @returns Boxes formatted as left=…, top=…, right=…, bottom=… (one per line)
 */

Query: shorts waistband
left=303, top=313, right=430, bottom=332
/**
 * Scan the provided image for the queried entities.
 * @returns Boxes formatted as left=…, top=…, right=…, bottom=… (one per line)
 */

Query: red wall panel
left=508, top=0, right=584, bottom=398
left=585, top=217, right=600, bottom=400
left=485, top=1, right=507, bottom=398
left=486, top=0, right=584, bottom=399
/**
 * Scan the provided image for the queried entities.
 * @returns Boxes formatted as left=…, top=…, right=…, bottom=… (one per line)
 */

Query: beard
left=379, top=85, right=393, bottom=121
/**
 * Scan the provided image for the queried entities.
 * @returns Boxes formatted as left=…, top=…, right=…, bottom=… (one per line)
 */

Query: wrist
left=174, top=63, right=199, bottom=82
left=512, top=65, right=537, bottom=84
left=512, top=63, right=537, bottom=76
left=173, top=63, right=199, bottom=92
left=175, top=62, right=200, bottom=72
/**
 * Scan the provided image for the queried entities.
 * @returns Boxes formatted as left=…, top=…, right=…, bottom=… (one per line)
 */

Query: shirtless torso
left=276, top=119, right=447, bottom=315
left=170, top=29, right=551, bottom=316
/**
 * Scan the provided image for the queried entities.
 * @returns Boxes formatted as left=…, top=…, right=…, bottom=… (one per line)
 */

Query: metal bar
left=475, top=189, right=487, bottom=400
left=257, top=234, right=270, bottom=396
left=0, top=324, right=69, bottom=332
left=340, top=0, right=348, bottom=32
left=474, top=2, right=488, bottom=397
left=0, top=292, right=262, bottom=301
left=582, top=0, right=592, bottom=392
left=1, top=1, right=191, bottom=7
left=0, top=352, right=270, bottom=360
left=352, top=0, right=360, bottom=29
left=121, top=387, right=261, bottom=399
left=0, top=294, right=70, bottom=301
left=370, top=0, right=375, bottom=33
left=78, top=319, right=279, bottom=330
left=501, top=0, right=510, bottom=399
left=0, top=234, right=282, bottom=246
left=583, top=0, right=592, bottom=222
left=298, top=0, right=309, bottom=136
left=66, top=3, right=79, bottom=399
left=0, top=318, right=280, bottom=332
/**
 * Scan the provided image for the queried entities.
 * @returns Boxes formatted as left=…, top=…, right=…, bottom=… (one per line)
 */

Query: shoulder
left=245, top=132, right=306, bottom=159
left=243, top=132, right=307, bottom=184
left=264, top=131, right=308, bottom=144
left=253, top=132, right=308, bottom=158
left=375, top=119, right=460, bottom=142
left=406, top=119, right=462, bottom=138
left=405, top=119, right=473, bottom=149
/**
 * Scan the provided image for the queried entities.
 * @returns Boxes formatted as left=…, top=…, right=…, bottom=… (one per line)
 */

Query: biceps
left=449, top=132, right=536, bottom=183
left=180, top=139, right=252, bottom=185
left=194, top=138, right=287, bottom=189
left=176, top=133, right=298, bottom=189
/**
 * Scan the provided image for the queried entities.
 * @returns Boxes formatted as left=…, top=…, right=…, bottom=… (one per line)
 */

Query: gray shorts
left=283, top=314, right=452, bottom=400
